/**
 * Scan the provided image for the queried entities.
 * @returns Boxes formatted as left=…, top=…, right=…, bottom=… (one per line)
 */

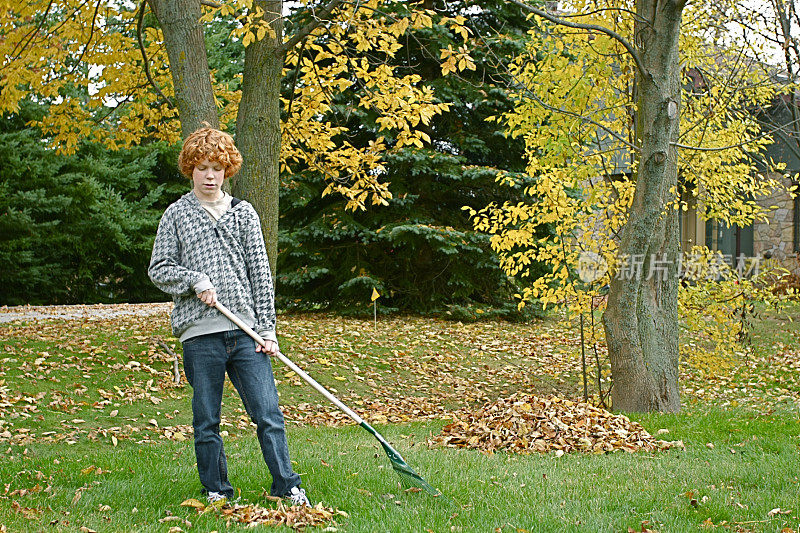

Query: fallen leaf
left=189, top=499, right=340, bottom=530
left=432, top=393, right=680, bottom=455
left=180, top=498, right=205, bottom=510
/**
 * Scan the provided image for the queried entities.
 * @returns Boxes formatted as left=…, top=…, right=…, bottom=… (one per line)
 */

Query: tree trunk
left=233, top=0, right=284, bottom=272
left=603, top=0, right=684, bottom=412
left=148, top=0, right=219, bottom=136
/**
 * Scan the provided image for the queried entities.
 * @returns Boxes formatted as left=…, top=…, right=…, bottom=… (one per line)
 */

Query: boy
left=148, top=126, right=309, bottom=506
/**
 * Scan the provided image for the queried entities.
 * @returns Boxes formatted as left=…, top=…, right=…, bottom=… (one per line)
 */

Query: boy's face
left=192, top=158, right=226, bottom=201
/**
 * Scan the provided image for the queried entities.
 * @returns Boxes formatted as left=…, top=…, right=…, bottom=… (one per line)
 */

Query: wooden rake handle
left=213, top=301, right=365, bottom=425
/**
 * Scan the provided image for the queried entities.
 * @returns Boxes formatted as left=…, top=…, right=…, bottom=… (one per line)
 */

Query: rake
left=214, top=301, right=443, bottom=497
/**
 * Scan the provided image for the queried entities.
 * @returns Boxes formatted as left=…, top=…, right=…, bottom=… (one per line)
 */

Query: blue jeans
left=182, top=330, right=301, bottom=498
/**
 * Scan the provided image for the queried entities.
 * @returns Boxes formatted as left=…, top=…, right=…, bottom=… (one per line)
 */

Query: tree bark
left=233, top=0, right=284, bottom=272
left=150, top=0, right=339, bottom=272
left=147, top=0, right=219, bottom=136
left=603, top=0, right=684, bottom=412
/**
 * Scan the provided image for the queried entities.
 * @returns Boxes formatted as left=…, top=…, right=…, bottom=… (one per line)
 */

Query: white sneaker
left=287, top=486, right=310, bottom=507
left=207, top=491, right=227, bottom=503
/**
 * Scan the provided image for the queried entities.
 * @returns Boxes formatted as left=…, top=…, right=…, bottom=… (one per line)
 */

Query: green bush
left=0, top=101, right=184, bottom=305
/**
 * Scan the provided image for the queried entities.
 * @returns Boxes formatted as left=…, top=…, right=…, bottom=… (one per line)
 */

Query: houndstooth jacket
left=148, top=191, right=277, bottom=343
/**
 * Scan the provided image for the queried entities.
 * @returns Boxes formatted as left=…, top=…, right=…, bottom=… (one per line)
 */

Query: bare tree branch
left=9, top=0, right=55, bottom=61
left=679, top=46, right=749, bottom=167
left=458, top=11, right=640, bottom=154
left=531, top=92, right=641, bottom=153
left=507, top=0, right=647, bottom=78
left=66, top=0, right=103, bottom=77
left=547, top=6, right=649, bottom=24
left=769, top=124, right=800, bottom=161
left=673, top=113, right=800, bottom=152
left=284, top=38, right=306, bottom=121
left=138, top=0, right=175, bottom=108
left=155, top=338, right=181, bottom=384
left=91, top=92, right=135, bottom=124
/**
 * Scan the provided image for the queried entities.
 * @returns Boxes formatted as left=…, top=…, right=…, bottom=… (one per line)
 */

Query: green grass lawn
left=1, top=304, right=799, bottom=532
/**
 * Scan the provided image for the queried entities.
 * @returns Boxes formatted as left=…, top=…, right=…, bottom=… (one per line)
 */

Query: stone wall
left=753, top=172, right=799, bottom=275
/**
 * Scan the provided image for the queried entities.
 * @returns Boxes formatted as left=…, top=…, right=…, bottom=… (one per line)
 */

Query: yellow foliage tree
left=467, top=0, right=796, bottom=411
left=0, top=0, right=474, bottom=265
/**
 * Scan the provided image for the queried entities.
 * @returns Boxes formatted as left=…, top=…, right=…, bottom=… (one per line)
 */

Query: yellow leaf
left=180, top=498, right=206, bottom=509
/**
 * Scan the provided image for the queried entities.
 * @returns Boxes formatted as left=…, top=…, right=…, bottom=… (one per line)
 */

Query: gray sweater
left=148, top=191, right=278, bottom=344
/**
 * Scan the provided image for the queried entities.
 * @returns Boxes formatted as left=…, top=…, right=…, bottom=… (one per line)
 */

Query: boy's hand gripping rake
left=214, top=301, right=442, bottom=497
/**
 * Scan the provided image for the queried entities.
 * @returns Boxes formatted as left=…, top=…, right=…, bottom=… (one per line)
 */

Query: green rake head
left=361, top=422, right=443, bottom=498
left=380, top=441, right=442, bottom=497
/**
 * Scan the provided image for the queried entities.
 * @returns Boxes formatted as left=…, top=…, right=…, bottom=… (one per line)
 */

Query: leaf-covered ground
left=0, top=303, right=798, bottom=532
left=2, top=304, right=798, bottom=447
left=0, top=307, right=593, bottom=448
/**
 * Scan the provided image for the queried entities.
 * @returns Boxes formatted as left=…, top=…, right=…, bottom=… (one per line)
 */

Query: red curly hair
left=178, top=126, right=243, bottom=179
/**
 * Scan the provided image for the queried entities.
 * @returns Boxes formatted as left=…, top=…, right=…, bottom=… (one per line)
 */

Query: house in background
left=679, top=93, right=800, bottom=276
left=579, top=70, right=799, bottom=278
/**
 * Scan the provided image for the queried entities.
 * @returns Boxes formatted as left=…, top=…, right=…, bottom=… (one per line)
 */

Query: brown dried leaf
left=193, top=500, right=340, bottom=531
left=432, top=393, right=681, bottom=455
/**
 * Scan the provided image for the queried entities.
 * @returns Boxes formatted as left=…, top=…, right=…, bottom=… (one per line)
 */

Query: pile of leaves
left=178, top=497, right=346, bottom=531
left=432, top=394, right=681, bottom=454
left=767, top=272, right=800, bottom=297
